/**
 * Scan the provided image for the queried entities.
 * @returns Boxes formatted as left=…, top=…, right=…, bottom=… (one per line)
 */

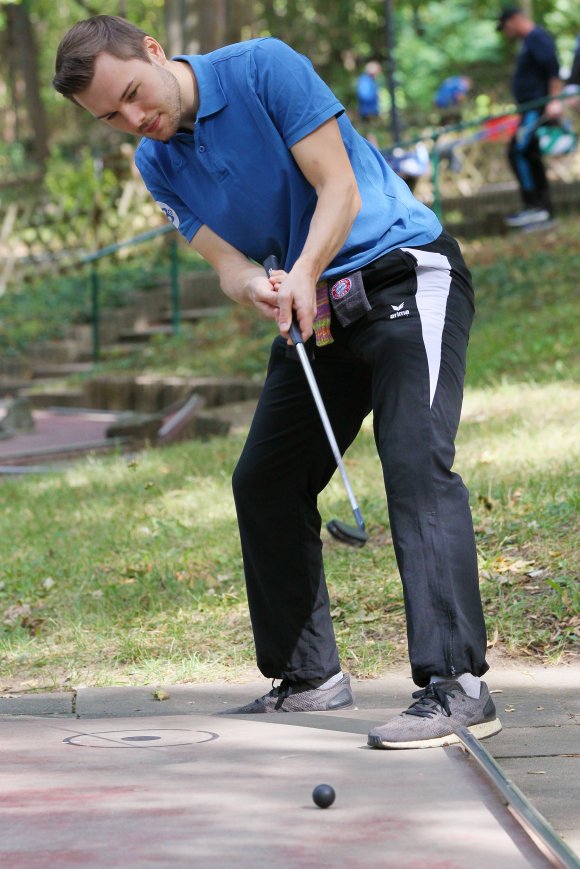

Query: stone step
left=31, top=363, right=95, bottom=379
left=0, top=379, right=34, bottom=397
left=81, top=375, right=263, bottom=413
left=20, top=390, right=85, bottom=409
left=76, top=345, right=135, bottom=363
left=160, top=306, right=227, bottom=324
left=116, top=325, right=176, bottom=343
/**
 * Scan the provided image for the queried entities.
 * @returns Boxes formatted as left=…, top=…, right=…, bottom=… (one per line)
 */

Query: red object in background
left=482, top=114, right=520, bottom=141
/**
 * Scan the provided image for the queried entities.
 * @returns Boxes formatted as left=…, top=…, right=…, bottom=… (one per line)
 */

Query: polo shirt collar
left=173, top=54, right=228, bottom=120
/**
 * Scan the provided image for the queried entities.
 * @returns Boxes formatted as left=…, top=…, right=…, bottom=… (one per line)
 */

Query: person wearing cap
left=497, top=6, right=563, bottom=228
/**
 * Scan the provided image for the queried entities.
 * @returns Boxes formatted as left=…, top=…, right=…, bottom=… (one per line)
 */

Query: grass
left=464, top=218, right=580, bottom=385
left=0, top=217, right=578, bottom=692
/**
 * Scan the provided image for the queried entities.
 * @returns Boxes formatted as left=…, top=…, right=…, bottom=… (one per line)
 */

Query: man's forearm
left=218, top=259, right=263, bottom=305
left=292, top=175, right=361, bottom=282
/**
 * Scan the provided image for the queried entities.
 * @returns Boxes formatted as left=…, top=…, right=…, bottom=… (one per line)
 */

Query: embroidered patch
left=330, top=277, right=352, bottom=300
left=156, top=201, right=180, bottom=229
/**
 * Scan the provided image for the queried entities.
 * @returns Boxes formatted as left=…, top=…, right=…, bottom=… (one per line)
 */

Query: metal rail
left=453, top=726, right=580, bottom=869
left=84, top=223, right=180, bottom=363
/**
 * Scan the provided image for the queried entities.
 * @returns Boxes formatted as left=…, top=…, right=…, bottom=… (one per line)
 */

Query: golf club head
left=326, top=519, right=369, bottom=548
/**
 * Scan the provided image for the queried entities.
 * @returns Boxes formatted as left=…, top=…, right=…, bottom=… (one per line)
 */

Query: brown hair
left=53, top=15, right=150, bottom=100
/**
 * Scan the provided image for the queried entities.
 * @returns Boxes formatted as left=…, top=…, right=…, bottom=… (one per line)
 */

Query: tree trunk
left=226, top=0, right=255, bottom=43
left=165, top=0, right=255, bottom=56
left=164, top=0, right=198, bottom=55
left=5, top=1, right=49, bottom=168
left=199, top=0, right=228, bottom=52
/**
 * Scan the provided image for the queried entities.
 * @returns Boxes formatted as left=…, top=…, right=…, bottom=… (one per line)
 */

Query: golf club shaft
left=263, top=257, right=365, bottom=532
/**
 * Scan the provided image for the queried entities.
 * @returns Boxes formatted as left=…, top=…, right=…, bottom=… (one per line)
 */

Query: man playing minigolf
left=53, top=15, right=501, bottom=749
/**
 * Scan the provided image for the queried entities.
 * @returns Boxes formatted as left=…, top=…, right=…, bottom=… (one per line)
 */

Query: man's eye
left=128, top=87, right=138, bottom=100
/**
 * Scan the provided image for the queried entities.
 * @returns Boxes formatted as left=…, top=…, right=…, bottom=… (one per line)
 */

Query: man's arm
left=544, top=74, right=564, bottom=117
left=275, top=117, right=362, bottom=341
left=193, top=117, right=361, bottom=344
left=532, top=31, right=563, bottom=118
left=191, top=225, right=280, bottom=323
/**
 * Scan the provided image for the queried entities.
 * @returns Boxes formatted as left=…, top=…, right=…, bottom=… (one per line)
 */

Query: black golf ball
left=312, top=783, right=335, bottom=808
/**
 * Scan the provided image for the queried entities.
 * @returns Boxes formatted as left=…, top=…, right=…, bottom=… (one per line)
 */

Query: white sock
left=318, top=672, right=343, bottom=690
left=458, top=673, right=481, bottom=699
left=430, top=673, right=481, bottom=699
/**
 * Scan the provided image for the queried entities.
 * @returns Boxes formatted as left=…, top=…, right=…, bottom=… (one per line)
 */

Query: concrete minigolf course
left=1, top=666, right=579, bottom=868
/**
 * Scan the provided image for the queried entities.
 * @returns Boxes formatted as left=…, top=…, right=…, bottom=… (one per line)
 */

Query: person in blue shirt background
left=497, top=5, right=563, bottom=228
left=356, top=60, right=381, bottom=121
left=53, top=16, right=502, bottom=750
left=434, top=75, right=472, bottom=125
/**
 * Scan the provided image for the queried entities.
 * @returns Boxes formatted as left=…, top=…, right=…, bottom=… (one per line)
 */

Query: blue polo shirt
left=135, top=38, right=441, bottom=279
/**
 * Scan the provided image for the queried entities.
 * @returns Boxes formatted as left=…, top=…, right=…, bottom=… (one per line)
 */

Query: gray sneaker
left=367, top=680, right=502, bottom=749
left=504, top=207, right=550, bottom=227
left=220, top=674, right=354, bottom=714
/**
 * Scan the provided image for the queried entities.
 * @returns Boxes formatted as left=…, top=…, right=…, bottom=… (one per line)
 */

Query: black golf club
left=263, top=255, right=368, bottom=547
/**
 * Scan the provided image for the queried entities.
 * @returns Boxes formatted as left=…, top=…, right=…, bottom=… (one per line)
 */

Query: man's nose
left=123, top=103, right=146, bottom=130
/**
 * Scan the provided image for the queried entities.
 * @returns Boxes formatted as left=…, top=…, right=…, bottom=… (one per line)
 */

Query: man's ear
left=143, top=36, right=166, bottom=64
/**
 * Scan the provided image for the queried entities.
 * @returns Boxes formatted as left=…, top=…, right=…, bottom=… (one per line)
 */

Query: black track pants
left=232, top=230, right=489, bottom=688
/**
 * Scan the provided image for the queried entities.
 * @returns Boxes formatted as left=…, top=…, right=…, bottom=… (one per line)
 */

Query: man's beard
left=152, top=64, right=184, bottom=142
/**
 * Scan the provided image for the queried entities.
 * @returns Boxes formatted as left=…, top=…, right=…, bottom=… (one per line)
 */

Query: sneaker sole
left=367, top=717, right=502, bottom=750
left=505, top=216, right=552, bottom=228
left=220, top=695, right=356, bottom=715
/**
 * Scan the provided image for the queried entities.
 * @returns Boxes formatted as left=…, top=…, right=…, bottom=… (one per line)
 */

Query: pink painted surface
left=0, top=410, right=120, bottom=464
left=0, top=714, right=548, bottom=868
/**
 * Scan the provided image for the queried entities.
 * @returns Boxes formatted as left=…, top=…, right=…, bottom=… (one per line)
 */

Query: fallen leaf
left=487, top=628, right=500, bottom=648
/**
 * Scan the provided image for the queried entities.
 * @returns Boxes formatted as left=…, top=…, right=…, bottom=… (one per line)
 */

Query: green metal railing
left=83, top=222, right=178, bottom=363
left=388, top=90, right=580, bottom=220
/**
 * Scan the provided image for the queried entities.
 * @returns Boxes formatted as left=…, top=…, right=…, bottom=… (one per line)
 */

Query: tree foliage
left=0, top=0, right=578, bottom=180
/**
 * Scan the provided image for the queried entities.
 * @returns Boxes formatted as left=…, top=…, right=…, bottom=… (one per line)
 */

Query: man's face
left=501, top=16, right=521, bottom=41
left=75, top=50, right=183, bottom=142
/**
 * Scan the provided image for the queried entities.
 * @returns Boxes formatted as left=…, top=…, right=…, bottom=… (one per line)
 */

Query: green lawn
left=0, top=218, right=578, bottom=692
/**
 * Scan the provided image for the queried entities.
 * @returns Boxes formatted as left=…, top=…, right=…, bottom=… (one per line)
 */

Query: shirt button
left=199, top=145, right=206, bottom=153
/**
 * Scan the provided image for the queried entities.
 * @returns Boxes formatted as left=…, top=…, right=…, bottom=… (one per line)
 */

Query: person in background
left=567, top=34, right=580, bottom=87
left=497, top=5, right=562, bottom=228
left=561, top=34, right=580, bottom=114
left=356, top=60, right=382, bottom=142
left=434, top=75, right=472, bottom=126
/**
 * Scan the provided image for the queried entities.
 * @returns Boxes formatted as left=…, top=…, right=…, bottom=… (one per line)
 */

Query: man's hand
left=191, top=225, right=280, bottom=319
left=247, top=273, right=281, bottom=322
left=266, top=265, right=317, bottom=343
left=544, top=99, right=563, bottom=120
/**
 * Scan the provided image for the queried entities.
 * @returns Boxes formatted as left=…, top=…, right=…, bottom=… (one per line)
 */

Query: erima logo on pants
left=390, top=302, right=409, bottom=319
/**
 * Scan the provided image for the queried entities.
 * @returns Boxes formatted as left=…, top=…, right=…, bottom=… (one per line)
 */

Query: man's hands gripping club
left=191, top=224, right=317, bottom=344
left=263, top=262, right=317, bottom=344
